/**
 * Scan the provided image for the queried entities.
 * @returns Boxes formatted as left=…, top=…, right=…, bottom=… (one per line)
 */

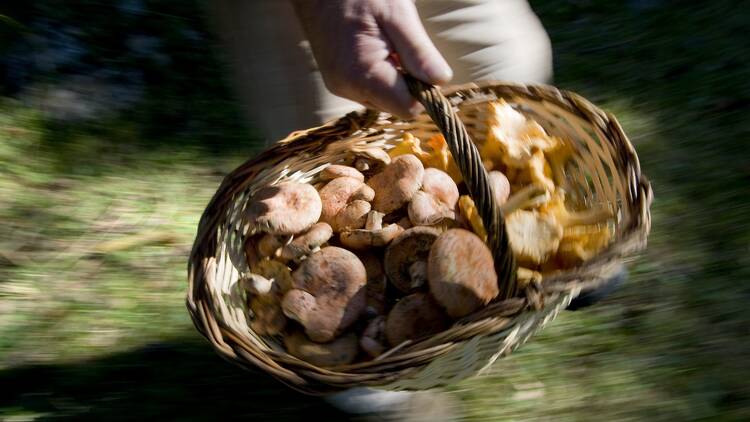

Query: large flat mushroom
left=245, top=182, right=322, bottom=235
left=282, top=247, right=367, bottom=342
left=427, top=229, right=499, bottom=318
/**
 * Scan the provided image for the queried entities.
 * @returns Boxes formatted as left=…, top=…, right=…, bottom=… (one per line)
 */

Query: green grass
left=1, top=0, right=749, bottom=420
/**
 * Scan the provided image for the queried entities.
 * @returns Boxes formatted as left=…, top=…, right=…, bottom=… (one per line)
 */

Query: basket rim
left=186, top=80, right=653, bottom=394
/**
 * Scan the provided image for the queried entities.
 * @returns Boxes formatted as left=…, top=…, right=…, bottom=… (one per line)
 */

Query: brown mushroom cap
left=385, top=293, right=449, bottom=347
left=367, top=154, right=425, bottom=213
left=284, top=330, right=358, bottom=367
left=408, top=191, right=456, bottom=226
left=427, top=229, right=499, bottom=318
left=249, top=297, right=286, bottom=336
left=488, top=171, right=511, bottom=206
left=318, top=177, right=367, bottom=224
left=422, top=168, right=459, bottom=208
left=280, top=222, right=333, bottom=262
left=384, top=227, right=440, bottom=293
left=320, top=164, right=365, bottom=182
left=331, top=200, right=371, bottom=232
left=246, top=182, right=322, bottom=235
left=257, top=234, right=288, bottom=258
left=284, top=247, right=367, bottom=342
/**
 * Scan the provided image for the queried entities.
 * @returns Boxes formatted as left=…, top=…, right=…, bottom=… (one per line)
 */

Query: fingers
left=355, top=59, right=424, bottom=118
left=376, top=0, right=453, bottom=84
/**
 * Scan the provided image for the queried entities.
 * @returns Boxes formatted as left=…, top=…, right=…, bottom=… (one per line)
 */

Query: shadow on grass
left=0, top=338, right=350, bottom=421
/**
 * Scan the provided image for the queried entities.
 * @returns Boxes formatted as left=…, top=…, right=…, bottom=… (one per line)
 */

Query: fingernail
left=426, top=57, right=453, bottom=84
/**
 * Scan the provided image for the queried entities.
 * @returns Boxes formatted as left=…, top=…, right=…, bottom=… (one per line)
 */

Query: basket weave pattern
left=187, top=81, right=652, bottom=394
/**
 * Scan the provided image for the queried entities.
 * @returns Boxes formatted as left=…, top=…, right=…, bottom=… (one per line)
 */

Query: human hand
left=291, top=0, right=453, bottom=118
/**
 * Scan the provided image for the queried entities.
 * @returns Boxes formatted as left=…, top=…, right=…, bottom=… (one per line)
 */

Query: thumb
left=377, top=1, right=453, bottom=84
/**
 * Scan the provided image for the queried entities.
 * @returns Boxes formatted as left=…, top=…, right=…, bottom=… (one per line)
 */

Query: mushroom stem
left=365, top=211, right=384, bottom=231
left=500, top=184, right=550, bottom=215
left=241, top=273, right=274, bottom=295
left=408, top=261, right=428, bottom=289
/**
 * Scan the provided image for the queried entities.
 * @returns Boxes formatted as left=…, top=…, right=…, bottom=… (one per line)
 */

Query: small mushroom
left=427, top=229, right=499, bottom=318
left=384, top=227, right=440, bottom=293
left=525, top=148, right=555, bottom=192
left=358, top=251, right=388, bottom=317
left=280, top=222, right=333, bottom=262
left=257, top=234, right=289, bottom=258
left=360, top=315, right=387, bottom=358
left=348, top=146, right=391, bottom=173
left=367, top=154, right=425, bottom=213
left=240, top=273, right=274, bottom=295
left=385, top=293, right=450, bottom=347
left=340, top=210, right=404, bottom=249
left=505, top=210, right=563, bottom=266
left=284, top=331, right=359, bottom=367
left=251, top=258, right=294, bottom=293
left=320, top=164, right=364, bottom=182
left=318, top=176, right=368, bottom=224
left=488, top=171, right=511, bottom=206
left=249, top=297, right=287, bottom=336
left=408, top=191, right=456, bottom=226
left=246, top=182, right=322, bottom=235
left=421, top=168, right=459, bottom=209
left=331, top=199, right=371, bottom=232
left=282, top=247, right=367, bottom=342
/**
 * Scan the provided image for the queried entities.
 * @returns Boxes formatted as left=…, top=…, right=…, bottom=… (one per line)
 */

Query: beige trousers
left=211, top=0, right=553, bottom=143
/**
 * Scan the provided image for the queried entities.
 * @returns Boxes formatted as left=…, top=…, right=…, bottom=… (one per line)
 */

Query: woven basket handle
left=404, top=74, right=517, bottom=299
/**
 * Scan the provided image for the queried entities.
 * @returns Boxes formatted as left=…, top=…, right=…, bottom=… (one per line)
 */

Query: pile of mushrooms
left=238, top=100, right=613, bottom=366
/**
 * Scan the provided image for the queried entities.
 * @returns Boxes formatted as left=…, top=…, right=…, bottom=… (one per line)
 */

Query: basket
left=186, top=77, right=652, bottom=395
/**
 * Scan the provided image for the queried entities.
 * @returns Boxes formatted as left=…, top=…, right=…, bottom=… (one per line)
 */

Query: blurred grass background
left=0, top=0, right=749, bottom=420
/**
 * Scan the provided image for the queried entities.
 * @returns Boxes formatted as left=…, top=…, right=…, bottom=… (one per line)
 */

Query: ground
left=0, top=0, right=749, bottom=420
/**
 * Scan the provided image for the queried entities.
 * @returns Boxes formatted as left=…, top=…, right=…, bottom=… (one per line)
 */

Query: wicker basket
left=186, top=77, right=652, bottom=395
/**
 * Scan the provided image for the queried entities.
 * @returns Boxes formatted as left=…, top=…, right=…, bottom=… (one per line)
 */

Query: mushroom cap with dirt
left=280, top=222, right=333, bottom=262
left=331, top=199, right=371, bottom=232
left=245, top=182, right=322, bottom=235
left=384, top=226, right=441, bottom=293
left=282, top=247, right=367, bottom=342
left=367, top=154, right=424, bottom=214
left=385, top=293, right=450, bottom=347
left=318, top=176, right=370, bottom=225
left=284, top=330, right=359, bottom=367
left=421, top=168, right=459, bottom=209
left=408, top=191, right=456, bottom=226
left=427, top=229, right=499, bottom=318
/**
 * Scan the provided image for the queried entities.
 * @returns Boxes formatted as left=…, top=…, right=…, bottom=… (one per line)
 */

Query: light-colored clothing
left=210, top=0, right=553, bottom=143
